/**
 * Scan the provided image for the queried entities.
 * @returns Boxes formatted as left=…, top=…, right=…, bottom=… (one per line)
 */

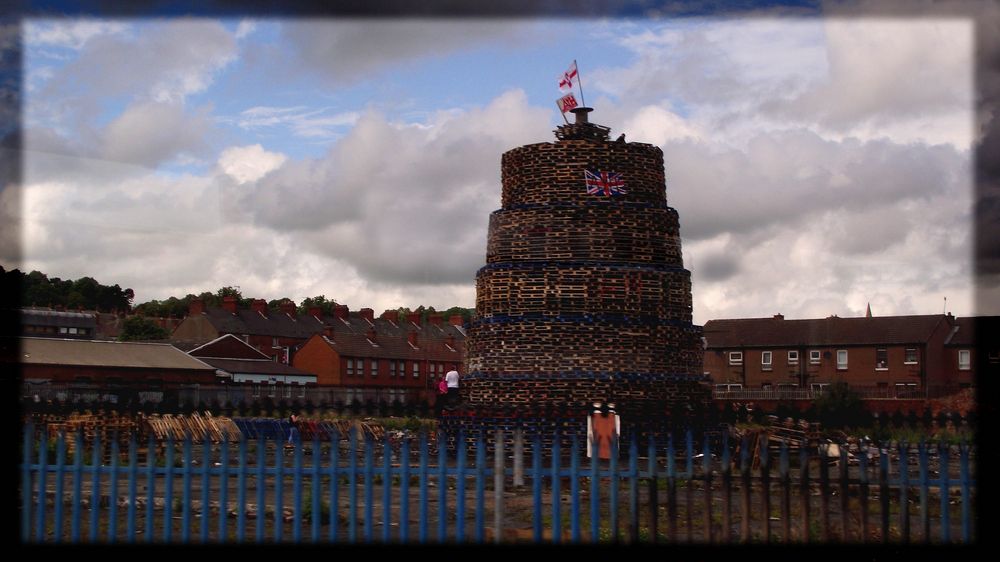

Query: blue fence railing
left=19, top=424, right=975, bottom=544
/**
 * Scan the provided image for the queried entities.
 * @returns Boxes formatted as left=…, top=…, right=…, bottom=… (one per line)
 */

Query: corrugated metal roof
left=703, top=315, right=950, bottom=348
left=19, top=337, right=214, bottom=370
left=21, top=308, right=97, bottom=329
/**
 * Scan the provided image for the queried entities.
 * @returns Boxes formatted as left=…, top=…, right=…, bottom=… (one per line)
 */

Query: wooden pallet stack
left=140, top=412, right=243, bottom=443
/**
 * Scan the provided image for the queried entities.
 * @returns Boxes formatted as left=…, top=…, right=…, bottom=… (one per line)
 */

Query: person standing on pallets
left=444, top=369, right=460, bottom=410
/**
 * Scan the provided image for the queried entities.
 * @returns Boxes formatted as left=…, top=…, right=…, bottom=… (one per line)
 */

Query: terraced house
left=703, top=312, right=980, bottom=398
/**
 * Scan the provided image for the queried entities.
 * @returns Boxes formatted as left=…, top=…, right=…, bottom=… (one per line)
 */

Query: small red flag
left=557, top=93, right=578, bottom=113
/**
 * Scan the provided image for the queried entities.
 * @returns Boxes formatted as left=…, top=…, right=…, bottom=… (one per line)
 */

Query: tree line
left=2, top=266, right=474, bottom=324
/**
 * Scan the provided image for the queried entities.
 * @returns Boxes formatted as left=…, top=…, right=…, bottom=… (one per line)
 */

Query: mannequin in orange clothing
left=589, top=401, right=620, bottom=460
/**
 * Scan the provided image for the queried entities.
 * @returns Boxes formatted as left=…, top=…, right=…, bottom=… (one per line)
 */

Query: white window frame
left=761, top=351, right=773, bottom=370
left=810, top=383, right=830, bottom=393
left=413, top=362, right=420, bottom=378
left=729, top=351, right=743, bottom=365
left=346, top=359, right=355, bottom=377
left=875, top=348, right=888, bottom=371
left=370, top=358, right=378, bottom=377
left=298, top=385, right=306, bottom=398
left=904, top=348, right=918, bottom=364
left=788, top=350, right=799, bottom=364
left=252, top=383, right=260, bottom=398
left=390, top=361, right=397, bottom=378
left=958, top=349, right=971, bottom=370
left=837, top=349, right=848, bottom=370
left=809, top=350, right=821, bottom=364
left=284, top=384, right=292, bottom=398
left=267, top=384, right=276, bottom=398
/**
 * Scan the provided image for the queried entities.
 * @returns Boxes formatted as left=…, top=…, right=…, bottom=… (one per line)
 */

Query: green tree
left=812, top=382, right=869, bottom=429
left=118, top=316, right=170, bottom=341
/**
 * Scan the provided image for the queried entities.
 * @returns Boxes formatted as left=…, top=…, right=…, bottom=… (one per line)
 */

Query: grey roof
left=703, top=315, right=950, bottom=349
left=18, top=337, right=214, bottom=370
left=21, top=308, right=97, bottom=329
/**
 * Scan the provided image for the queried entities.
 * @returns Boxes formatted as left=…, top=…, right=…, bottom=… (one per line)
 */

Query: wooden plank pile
left=140, top=412, right=243, bottom=443
left=45, top=412, right=138, bottom=458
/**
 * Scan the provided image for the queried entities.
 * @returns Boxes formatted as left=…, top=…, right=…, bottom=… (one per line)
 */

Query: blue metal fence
left=20, top=424, right=975, bottom=544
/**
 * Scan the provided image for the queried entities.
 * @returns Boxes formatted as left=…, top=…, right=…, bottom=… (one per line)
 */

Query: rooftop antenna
left=943, top=296, right=947, bottom=314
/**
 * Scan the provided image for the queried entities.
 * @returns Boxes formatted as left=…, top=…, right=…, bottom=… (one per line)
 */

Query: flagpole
left=575, top=59, right=587, bottom=107
left=556, top=100, right=569, bottom=124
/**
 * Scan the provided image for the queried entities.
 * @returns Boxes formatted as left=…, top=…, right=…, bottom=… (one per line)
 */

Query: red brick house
left=702, top=313, right=966, bottom=397
left=293, top=310, right=464, bottom=403
left=180, top=334, right=316, bottom=399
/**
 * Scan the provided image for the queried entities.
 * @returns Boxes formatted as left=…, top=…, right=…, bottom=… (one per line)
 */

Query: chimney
left=308, top=306, right=322, bottom=319
left=222, top=295, right=238, bottom=314
left=446, top=334, right=455, bottom=348
left=429, top=313, right=442, bottom=327
left=407, top=311, right=421, bottom=326
left=280, top=299, right=296, bottom=316
left=334, top=305, right=349, bottom=320
left=449, top=314, right=464, bottom=326
left=366, top=327, right=377, bottom=341
left=381, top=310, right=399, bottom=324
left=359, top=308, right=375, bottom=323
left=408, top=331, right=418, bottom=347
left=773, top=313, right=784, bottom=320
left=322, top=324, right=334, bottom=339
left=189, top=299, right=205, bottom=315
left=251, top=299, right=267, bottom=314
left=571, top=107, right=592, bottom=124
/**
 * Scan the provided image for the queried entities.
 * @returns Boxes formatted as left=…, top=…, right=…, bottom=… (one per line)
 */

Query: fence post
left=839, top=442, right=849, bottom=543
left=400, top=437, right=411, bottom=544
left=740, top=434, right=750, bottom=543
left=74, top=431, right=85, bottom=543
left=702, top=433, right=713, bottom=544
left=628, top=434, right=638, bottom=544
left=109, top=435, right=120, bottom=543
left=960, top=441, right=971, bottom=543
left=760, top=434, right=770, bottom=544
left=666, top=433, right=677, bottom=543
left=858, top=442, right=868, bottom=544
left=532, top=432, right=542, bottom=544
left=779, top=442, right=790, bottom=543
left=382, top=438, right=392, bottom=544
left=54, top=432, right=66, bottom=542
left=939, top=443, right=950, bottom=544
left=647, top=434, right=657, bottom=544
left=164, top=435, right=174, bottom=544
left=494, top=429, right=504, bottom=544
left=589, top=429, right=599, bottom=544
left=144, top=434, right=155, bottom=544
left=571, top=433, right=581, bottom=543
left=819, top=441, right=830, bottom=543
left=20, top=423, right=32, bottom=543
left=799, top=443, right=810, bottom=544
left=879, top=443, right=889, bottom=544
left=476, top=430, right=486, bottom=542
left=201, top=435, right=212, bottom=543
left=685, top=430, right=694, bottom=542
left=721, top=432, right=732, bottom=544
left=899, top=441, right=910, bottom=543
left=551, top=430, right=561, bottom=544
left=34, top=423, right=47, bottom=543
left=609, top=430, right=619, bottom=543
left=437, top=430, right=447, bottom=543
left=513, top=428, right=524, bottom=488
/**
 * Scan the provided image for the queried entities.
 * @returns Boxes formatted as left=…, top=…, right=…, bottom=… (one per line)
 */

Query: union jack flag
left=584, top=169, right=626, bottom=196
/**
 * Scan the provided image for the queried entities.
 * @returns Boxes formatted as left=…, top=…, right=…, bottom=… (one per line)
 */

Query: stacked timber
left=140, top=413, right=242, bottom=443
left=453, top=109, right=709, bottom=446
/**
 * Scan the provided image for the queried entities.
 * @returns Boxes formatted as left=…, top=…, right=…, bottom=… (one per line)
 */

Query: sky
left=3, top=2, right=998, bottom=325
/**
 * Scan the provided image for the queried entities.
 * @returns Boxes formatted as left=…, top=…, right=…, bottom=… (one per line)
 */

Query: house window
left=904, top=348, right=918, bottom=364
left=268, top=384, right=276, bottom=398
left=371, top=359, right=378, bottom=377
left=809, top=350, right=821, bottom=364
left=346, top=359, right=355, bottom=377
left=895, top=383, right=917, bottom=397
left=761, top=351, right=772, bottom=370
left=252, top=384, right=260, bottom=398
left=875, top=348, right=888, bottom=370
left=398, top=361, right=406, bottom=378
left=761, top=383, right=773, bottom=392
left=390, top=361, right=397, bottom=378
left=811, top=383, right=830, bottom=393
left=729, top=351, right=743, bottom=365
left=358, top=358, right=367, bottom=377
left=284, top=384, right=292, bottom=398
left=836, top=350, right=848, bottom=370
left=413, top=363, right=420, bottom=378
left=788, top=350, right=799, bottom=364
left=958, top=350, right=971, bottom=370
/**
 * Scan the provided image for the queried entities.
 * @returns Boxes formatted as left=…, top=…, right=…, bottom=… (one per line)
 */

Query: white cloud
left=101, top=101, right=212, bottom=168
left=218, top=144, right=287, bottom=184
left=25, top=20, right=129, bottom=50
left=230, top=106, right=361, bottom=139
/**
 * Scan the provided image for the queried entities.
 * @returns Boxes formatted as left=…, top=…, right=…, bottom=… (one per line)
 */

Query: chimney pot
left=381, top=310, right=400, bottom=324
left=308, top=306, right=322, bottom=319
left=407, top=312, right=421, bottom=325
left=189, top=298, right=205, bottom=315
left=334, top=305, right=349, bottom=320
left=571, top=107, right=592, bottom=124
left=449, top=314, right=464, bottom=326
left=429, top=313, right=442, bottom=327
left=280, top=299, right=296, bottom=316
left=366, top=327, right=376, bottom=341
left=408, top=331, right=418, bottom=347
left=322, top=324, right=334, bottom=339
left=251, top=299, right=267, bottom=314
left=222, top=295, right=238, bottom=314
left=359, top=308, right=375, bottom=323
left=773, top=313, right=784, bottom=320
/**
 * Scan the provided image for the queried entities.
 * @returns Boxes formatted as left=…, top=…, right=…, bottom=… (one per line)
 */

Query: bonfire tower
left=442, top=107, right=710, bottom=445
